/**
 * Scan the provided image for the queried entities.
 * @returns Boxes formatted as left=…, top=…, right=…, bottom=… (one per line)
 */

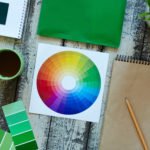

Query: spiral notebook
left=37, top=0, right=126, bottom=48
left=0, top=0, right=28, bottom=39
left=100, top=56, right=150, bottom=150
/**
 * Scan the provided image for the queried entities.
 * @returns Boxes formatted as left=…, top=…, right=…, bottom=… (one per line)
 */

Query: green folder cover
left=37, top=0, right=126, bottom=48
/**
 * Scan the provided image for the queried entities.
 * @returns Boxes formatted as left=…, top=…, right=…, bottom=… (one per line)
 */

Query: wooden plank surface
left=0, top=0, right=149, bottom=150
left=89, top=0, right=147, bottom=149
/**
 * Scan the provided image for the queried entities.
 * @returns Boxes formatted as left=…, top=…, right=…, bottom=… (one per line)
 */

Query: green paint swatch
left=2, top=101, right=38, bottom=150
left=0, top=129, right=16, bottom=150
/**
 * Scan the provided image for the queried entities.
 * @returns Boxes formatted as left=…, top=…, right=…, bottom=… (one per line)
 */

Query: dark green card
left=37, top=0, right=126, bottom=48
left=0, top=2, right=9, bottom=25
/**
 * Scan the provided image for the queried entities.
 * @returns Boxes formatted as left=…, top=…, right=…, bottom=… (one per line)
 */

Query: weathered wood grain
left=14, top=1, right=62, bottom=150
left=14, top=1, right=102, bottom=149
left=0, top=37, right=17, bottom=131
left=0, top=0, right=35, bottom=132
left=141, top=25, right=150, bottom=59
left=88, top=0, right=147, bottom=149
left=31, top=1, right=147, bottom=150
left=0, top=0, right=149, bottom=150
left=47, top=118, right=90, bottom=150
left=46, top=42, right=98, bottom=150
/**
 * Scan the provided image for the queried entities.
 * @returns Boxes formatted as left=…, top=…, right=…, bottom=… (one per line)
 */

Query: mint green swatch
left=2, top=101, right=25, bottom=117
left=6, top=111, right=28, bottom=125
left=2, top=101, right=38, bottom=150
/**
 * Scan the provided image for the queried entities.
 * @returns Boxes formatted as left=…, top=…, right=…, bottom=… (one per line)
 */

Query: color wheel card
left=30, top=43, right=109, bottom=122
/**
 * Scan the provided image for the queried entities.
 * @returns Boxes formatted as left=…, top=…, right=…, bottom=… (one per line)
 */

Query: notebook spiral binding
left=116, top=55, right=150, bottom=65
left=18, top=0, right=27, bottom=39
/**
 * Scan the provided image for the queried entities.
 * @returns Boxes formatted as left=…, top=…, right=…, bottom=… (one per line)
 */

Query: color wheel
left=37, top=51, right=101, bottom=115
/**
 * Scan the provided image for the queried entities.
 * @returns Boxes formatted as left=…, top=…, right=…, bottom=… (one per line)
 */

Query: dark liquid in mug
left=0, top=51, right=21, bottom=77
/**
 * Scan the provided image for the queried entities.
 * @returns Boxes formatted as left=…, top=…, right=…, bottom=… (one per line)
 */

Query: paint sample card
left=0, top=129, right=15, bottom=150
left=30, top=43, right=109, bottom=122
left=0, top=2, right=9, bottom=25
left=2, top=101, right=38, bottom=150
left=0, top=0, right=28, bottom=39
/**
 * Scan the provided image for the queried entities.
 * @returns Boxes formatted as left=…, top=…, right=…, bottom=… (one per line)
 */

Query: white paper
left=29, top=43, right=109, bottom=122
left=0, top=0, right=27, bottom=39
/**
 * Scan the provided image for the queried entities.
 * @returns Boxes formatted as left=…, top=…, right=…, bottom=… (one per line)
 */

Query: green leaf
left=145, top=16, right=150, bottom=20
left=139, top=12, right=150, bottom=19
left=146, top=0, right=150, bottom=7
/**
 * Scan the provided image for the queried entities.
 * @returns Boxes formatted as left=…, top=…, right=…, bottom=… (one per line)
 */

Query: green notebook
left=37, top=0, right=126, bottom=48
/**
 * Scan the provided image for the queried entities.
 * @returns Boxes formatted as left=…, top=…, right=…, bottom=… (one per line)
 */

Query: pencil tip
left=125, top=97, right=129, bottom=102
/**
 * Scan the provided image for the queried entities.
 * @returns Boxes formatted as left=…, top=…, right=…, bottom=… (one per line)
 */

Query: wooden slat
left=0, top=36, right=17, bottom=131
left=45, top=42, right=100, bottom=150
left=0, top=0, right=148, bottom=150
left=47, top=118, right=90, bottom=150
left=141, top=25, right=150, bottom=59
left=14, top=1, right=62, bottom=150
left=87, top=0, right=147, bottom=149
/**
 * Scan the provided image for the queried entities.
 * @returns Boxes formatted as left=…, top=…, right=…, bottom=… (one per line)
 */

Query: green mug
left=0, top=49, right=24, bottom=80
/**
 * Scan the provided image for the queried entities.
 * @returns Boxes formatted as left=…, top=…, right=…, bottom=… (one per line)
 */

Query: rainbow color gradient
left=37, top=51, right=101, bottom=115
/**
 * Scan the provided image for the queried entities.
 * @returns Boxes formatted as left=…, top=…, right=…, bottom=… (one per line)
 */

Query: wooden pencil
left=125, top=98, right=148, bottom=150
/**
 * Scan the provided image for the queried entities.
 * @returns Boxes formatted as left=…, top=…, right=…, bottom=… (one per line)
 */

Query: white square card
left=30, top=43, right=109, bottom=122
